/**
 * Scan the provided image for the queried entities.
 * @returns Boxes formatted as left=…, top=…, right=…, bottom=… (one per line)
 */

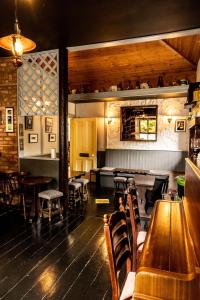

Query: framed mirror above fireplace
left=120, top=105, right=157, bottom=141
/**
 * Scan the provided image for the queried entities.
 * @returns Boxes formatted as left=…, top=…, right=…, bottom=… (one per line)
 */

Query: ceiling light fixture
left=0, top=0, right=36, bottom=67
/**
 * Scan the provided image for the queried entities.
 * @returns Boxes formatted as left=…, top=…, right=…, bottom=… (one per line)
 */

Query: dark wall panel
left=105, top=149, right=187, bottom=172
left=66, top=0, right=200, bottom=46
left=0, top=0, right=200, bottom=55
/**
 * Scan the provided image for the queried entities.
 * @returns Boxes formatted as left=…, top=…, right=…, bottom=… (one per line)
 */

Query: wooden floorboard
left=0, top=216, right=96, bottom=298
left=0, top=185, right=118, bottom=299
left=8, top=218, right=102, bottom=300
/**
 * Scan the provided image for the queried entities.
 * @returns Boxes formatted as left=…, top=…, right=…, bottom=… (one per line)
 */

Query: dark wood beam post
left=59, top=47, right=68, bottom=209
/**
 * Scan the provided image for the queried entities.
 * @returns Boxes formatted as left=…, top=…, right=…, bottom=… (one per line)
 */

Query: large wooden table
left=92, top=167, right=168, bottom=188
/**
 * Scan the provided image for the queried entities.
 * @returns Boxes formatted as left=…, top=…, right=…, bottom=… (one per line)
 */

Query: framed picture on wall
left=48, top=133, right=56, bottom=142
left=45, top=117, right=53, bottom=133
left=175, top=119, right=186, bottom=132
left=5, top=107, right=14, bottom=132
left=28, top=133, right=38, bottom=143
left=25, top=116, right=33, bottom=130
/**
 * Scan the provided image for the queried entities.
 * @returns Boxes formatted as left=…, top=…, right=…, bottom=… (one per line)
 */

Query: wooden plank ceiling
left=68, top=34, right=200, bottom=92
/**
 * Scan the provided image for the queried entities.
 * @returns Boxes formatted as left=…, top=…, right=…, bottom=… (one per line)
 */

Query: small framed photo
left=25, top=116, right=33, bottom=130
left=175, top=119, right=186, bottom=132
left=6, top=107, right=14, bottom=132
left=28, top=133, right=38, bottom=143
left=45, top=117, right=53, bottom=133
left=19, top=124, right=24, bottom=137
left=48, top=133, right=56, bottom=142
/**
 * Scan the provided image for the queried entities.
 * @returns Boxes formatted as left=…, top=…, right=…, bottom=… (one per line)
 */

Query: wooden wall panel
left=68, top=38, right=197, bottom=92
left=165, top=35, right=200, bottom=65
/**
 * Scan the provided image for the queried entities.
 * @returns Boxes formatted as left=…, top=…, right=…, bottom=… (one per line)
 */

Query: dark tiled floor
left=0, top=184, right=114, bottom=300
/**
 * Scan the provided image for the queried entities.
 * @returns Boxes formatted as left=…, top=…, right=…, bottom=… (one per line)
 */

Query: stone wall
left=0, top=58, right=18, bottom=171
left=106, top=97, right=189, bottom=151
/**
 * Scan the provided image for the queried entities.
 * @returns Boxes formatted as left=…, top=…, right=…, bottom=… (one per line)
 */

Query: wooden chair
left=119, top=191, right=147, bottom=271
left=144, top=175, right=169, bottom=214
left=8, top=172, right=26, bottom=218
left=0, top=172, right=6, bottom=202
left=104, top=211, right=136, bottom=300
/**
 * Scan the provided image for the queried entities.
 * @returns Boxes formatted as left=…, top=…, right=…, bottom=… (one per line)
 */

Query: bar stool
left=89, top=168, right=99, bottom=182
left=68, top=181, right=82, bottom=206
left=73, top=178, right=89, bottom=201
left=127, top=177, right=136, bottom=187
left=114, top=176, right=127, bottom=191
left=38, top=189, right=63, bottom=222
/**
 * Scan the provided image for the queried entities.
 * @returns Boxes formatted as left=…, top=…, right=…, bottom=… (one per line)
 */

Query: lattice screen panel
left=18, top=50, right=59, bottom=116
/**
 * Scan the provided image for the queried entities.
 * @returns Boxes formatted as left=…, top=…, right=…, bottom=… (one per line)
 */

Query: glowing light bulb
left=12, top=35, right=23, bottom=56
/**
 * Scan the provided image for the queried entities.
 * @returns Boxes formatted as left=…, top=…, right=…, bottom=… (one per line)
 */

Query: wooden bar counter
left=133, top=158, right=200, bottom=300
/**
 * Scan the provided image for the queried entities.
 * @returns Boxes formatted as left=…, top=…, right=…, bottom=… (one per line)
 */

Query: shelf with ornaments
left=68, top=85, right=189, bottom=103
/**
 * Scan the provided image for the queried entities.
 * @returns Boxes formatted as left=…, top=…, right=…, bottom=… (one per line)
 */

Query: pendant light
left=0, top=0, right=36, bottom=67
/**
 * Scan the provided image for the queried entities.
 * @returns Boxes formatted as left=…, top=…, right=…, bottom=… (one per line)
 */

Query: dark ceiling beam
left=160, top=40, right=196, bottom=70
left=0, top=0, right=200, bottom=53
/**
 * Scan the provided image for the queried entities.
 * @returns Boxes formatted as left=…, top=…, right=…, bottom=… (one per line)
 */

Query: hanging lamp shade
left=0, top=0, right=36, bottom=67
left=0, top=33, right=36, bottom=53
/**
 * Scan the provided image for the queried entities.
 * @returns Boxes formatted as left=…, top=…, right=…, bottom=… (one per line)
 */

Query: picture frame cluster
left=25, top=116, right=56, bottom=143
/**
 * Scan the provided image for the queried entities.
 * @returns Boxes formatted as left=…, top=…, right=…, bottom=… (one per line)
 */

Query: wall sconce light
left=167, top=117, right=172, bottom=124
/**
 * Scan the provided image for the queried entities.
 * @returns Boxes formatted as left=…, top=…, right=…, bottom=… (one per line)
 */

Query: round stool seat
left=68, top=182, right=82, bottom=190
left=38, top=189, right=63, bottom=200
left=114, top=176, right=127, bottom=183
left=38, top=190, right=63, bottom=222
left=127, top=177, right=135, bottom=184
left=73, top=178, right=89, bottom=186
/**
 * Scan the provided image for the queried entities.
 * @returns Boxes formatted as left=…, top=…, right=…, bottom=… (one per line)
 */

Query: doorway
left=70, top=118, right=97, bottom=171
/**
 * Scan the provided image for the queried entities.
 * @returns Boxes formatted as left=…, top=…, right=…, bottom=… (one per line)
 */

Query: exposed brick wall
left=0, top=58, right=18, bottom=171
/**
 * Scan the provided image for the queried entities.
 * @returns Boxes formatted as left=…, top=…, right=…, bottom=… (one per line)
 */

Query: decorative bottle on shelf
left=157, top=76, right=164, bottom=87
left=117, top=82, right=123, bottom=91
left=135, top=80, right=140, bottom=89
left=127, top=80, right=133, bottom=90
left=147, top=80, right=152, bottom=88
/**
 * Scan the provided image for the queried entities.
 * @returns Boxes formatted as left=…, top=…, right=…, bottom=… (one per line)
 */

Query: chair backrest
left=151, top=176, right=169, bottom=201
left=104, top=211, right=132, bottom=300
left=0, top=172, right=5, bottom=189
left=8, top=173, right=20, bottom=194
left=119, top=192, right=140, bottom=271
left=8, top=172, right=25, bottom=196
